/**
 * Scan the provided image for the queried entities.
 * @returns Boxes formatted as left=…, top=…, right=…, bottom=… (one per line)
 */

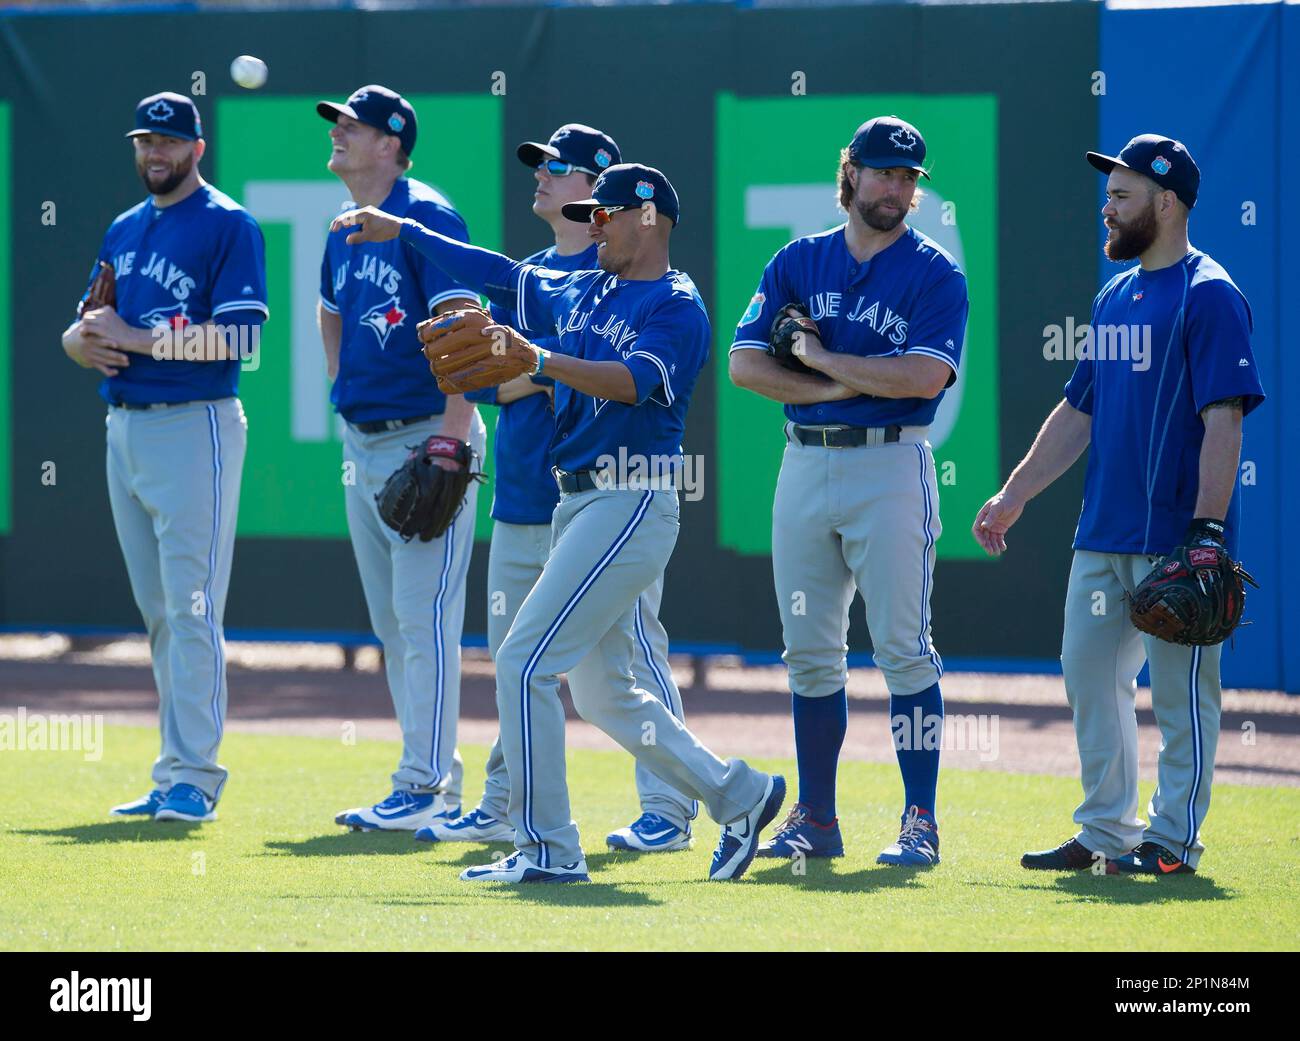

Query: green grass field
left=1, top=725, right=1296, bottom=951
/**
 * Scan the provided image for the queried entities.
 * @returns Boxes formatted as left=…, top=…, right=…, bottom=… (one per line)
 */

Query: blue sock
left=890, top=682, right=944, bottom=819
left=792, top=688, right=847, bottom=824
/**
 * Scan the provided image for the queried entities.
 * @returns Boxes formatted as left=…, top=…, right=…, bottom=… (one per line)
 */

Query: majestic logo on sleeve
left=890, top=127, right=918, bottom=151
left=147, top=100, right=175, bottom=123
left=740, top=293, right=765, bottom=326
left=360, top=295, right=407, bottom=348
left=141, top=303, right=190, bottom=330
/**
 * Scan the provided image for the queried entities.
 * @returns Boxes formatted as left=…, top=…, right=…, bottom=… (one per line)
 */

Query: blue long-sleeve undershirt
left=398, top=219, right=522, bottom=312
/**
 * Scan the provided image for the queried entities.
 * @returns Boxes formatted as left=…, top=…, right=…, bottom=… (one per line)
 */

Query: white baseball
left=230, top=55, right=268, bottom=90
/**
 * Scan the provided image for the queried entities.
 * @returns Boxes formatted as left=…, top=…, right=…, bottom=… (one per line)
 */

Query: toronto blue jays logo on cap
left=127, top=92, right=203, bottom=142
left=595, top=148, right=612, bottom=168
left=635, top=180, right=655, bottom=200
left=890, top=127, right=918, bottom=151
left=1150, top=155, right=1171, bottom=175
left=387, top=113, right=406, bottom=133
left=360, top=296, right=407, bottom=349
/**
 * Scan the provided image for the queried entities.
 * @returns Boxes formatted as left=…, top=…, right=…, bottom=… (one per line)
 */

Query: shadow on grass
left=12, top=821, right=207, bottom=844
left=261, top=831, right=430, bottom=858
left=743, top=857, right=932, bottom=892
left=1049, top=871, right=1233, bottom=904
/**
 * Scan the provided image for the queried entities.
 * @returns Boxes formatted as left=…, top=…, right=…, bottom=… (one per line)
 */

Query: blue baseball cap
left=561, top=163, right=681, bottom=226
left=126, top=92, right=203, bottom=142
left=517, top=124, right=620, bottom=175
left=1087, top=134, right=1200, bottom=210
left=847, top=115, right=930, bottom=179
left=317, top=85, right=418, bottom=157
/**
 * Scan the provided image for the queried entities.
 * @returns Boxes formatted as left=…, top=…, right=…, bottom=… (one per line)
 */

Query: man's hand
left=972, top=490, right=1026, bottom=556
left=77, top=306, right=133, bottom=347
left=330, top=206, right=404, bottom=244
left=62, top=321, right=130, bottom=377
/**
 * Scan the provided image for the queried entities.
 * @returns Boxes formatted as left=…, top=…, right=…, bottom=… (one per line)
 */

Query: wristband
left=532, top=347, right=550, bottom=378
left=1186, top=517, right=1226, bottom=546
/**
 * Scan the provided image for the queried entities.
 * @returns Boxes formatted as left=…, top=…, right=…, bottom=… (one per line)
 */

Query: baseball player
left=331, top=162, right=786, bottom=883
left=975, top=135, right=1265, bottom=876
left=316, top=86, right=486, bottom=832
left=61, top=92, right=268, bottom=822
left=423, top=125, right=699, bottom=853
left=728, top=117, right=968, bottom=867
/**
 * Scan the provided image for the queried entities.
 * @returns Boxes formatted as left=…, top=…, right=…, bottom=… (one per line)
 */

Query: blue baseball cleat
left=460, top=851, right=589, bottom=884
left=110, top=789, right=167, bottom=818
left=876, top=805, right=940, bottom=867
left=154, top=783, right=217, bottom=823
left=756, top=803, right=844, bottom=859
left=606, top=812, right=692, bottom=853
left=709, top=774, right=786, bottom=881
left=345, top=790, right=457, bottom=832
left=1106, top=841, right=1195, bottom=876
left=415, top=806, right=513, bottom=844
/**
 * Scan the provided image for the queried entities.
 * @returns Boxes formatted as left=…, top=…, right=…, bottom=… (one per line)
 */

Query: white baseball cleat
left=460, top=850, right=589, bottom=884
left=414, top=806, right=514, bottom=843
left=606, top=812, right=692, bottom=852
left=343, top=790, right=459, bottom=831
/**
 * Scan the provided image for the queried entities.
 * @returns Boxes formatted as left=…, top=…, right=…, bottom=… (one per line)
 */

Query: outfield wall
left=0, top=2, right=1294, bottom=690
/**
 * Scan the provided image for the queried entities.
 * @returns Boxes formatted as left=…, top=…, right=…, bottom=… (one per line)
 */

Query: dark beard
left=1104, top=203, right=1158, bottom=261
left=138, top=153, right=193, bottom=197
left=855, top=197, right=906, bottom=233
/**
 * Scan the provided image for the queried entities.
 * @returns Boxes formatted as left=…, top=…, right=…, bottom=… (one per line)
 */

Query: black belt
left=553, top=468, right=604, bottom=493
left=351, top=414, right=438, bottom=434
left=111, top=399, right=200, bottom=411
left=790, top=424, right=901, bottom=448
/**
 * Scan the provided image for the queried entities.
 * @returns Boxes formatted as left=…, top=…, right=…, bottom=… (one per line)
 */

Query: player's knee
left=783, top=652, right=847, bottom=699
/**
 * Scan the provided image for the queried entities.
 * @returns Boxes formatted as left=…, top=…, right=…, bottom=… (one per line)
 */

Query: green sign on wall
left=714, top=93, right=999, bottom=559
left=215, top=95, right=503, bottom=539
left=0, top=103, right=9, bottom=535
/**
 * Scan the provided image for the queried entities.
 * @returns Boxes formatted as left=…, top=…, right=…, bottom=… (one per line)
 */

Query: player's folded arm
left=902, top=267, right=969, bottom=395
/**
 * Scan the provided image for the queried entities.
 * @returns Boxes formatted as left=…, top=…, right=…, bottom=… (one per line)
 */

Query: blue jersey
left=730, top=224, right=968, bottom=427
left=88, top=183, right=268, bottom=406
left=398, top=221, right=711, bottom=474
left=1064, top=250, right=1265, bottom=556
left=465, top=243, right=597, bottom=525
left=321, top=177, right=475, bottom=423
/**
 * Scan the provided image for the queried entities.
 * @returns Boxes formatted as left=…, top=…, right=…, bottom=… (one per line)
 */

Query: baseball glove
left=1128, top=540, right=1258, bottom=646
left=78, top=260, right=116, bottom=317
left=418, top=306, right=537, bottom=395
left=375, top=435, right=484, bottom=543
left=768, top=304, right=828, bottom=378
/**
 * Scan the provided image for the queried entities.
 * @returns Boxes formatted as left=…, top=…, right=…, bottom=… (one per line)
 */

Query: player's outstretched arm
left=728, top=348, right=856, bottom=404
left=331, top=206, right=521, bottom=310
left=973, top=398, right=1091, bottom=556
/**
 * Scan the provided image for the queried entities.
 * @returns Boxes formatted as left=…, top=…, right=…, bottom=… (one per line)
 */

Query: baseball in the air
left=230, top=55, right=268, bottom=90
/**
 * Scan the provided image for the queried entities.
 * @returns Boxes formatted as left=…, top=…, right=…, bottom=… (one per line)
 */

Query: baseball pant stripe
left=914, top=444, right=941, bottom=674
left=203, top=404, right=225, bottom=754
left=518, top=490, right=654, bottom=867
left=429, top=517, right=455, bottom=783
left=1184, top=643, right=1204, bottom=861
left=634, top=597, right=699, bottom=820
